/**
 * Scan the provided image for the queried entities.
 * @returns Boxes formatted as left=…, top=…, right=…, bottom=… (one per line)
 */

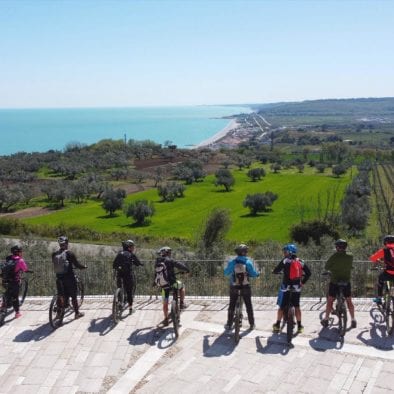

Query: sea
left=0, top=105, right=252, bottom=156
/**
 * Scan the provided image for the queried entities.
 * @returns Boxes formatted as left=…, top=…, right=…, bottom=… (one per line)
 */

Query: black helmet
left=335, top=239, right=348, bottom=249
left=122, top=239, right=135, bottom=250
left=158, top=246, right=171, bottom=256
left=58, top=236, right=68, bottom=245
left=235, top=243, right=248, bottom=255
left=383, top=235, right=394, bottom=245
left=11, top=244, right=22, bottom=254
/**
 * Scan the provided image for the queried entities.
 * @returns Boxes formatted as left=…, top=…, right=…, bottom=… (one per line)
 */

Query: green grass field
left=23, top=166, right=352, bottom=243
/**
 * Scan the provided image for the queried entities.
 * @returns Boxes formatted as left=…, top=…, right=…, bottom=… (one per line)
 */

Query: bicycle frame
left=233, top=286, right=243, bottom=345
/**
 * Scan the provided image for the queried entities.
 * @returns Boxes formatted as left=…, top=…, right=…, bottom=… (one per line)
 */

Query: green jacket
left=325, top=251, right=353, bottom=283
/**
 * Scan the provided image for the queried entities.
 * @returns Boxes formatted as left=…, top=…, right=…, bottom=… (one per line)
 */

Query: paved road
left=0, top=297, right=393, bottom=394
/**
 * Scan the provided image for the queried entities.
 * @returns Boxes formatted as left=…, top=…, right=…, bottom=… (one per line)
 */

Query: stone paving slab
left=0, top=296, right=393, bottom=393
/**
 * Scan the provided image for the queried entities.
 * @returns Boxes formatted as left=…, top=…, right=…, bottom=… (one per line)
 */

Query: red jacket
left=370, top=243, right=394, bottom=275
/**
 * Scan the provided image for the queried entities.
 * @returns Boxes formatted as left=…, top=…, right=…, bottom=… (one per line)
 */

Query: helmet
left=122, top=239, right=135, bottom=250
left=58, top=236, right=68, bottom=245
left=158, top=246, right=171, bottom=256
left=283, top=243, right=297, bottom=254
left=235, top=243, right=248, bottom=255
left=11, top=244, right=22, bottom=254
left=335, top=239, right=347, bottom=249
left=383, top=235, right=394, bottom=245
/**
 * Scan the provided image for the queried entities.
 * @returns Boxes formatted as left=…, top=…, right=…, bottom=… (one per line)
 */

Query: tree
left=247, top=167, right=266, bottom=182
left=290, top=220, right=339, bottom=245
left=157, top=182, right=185, bottom=202
left=332, top=164, right=347, bottom=177
left=243, top=192, right=278, bottom=215
left=101, top=188, right=126, bottom=216
left=214, top=168, right=234, bottom=192
left=124, top=199, right=155, bottom=225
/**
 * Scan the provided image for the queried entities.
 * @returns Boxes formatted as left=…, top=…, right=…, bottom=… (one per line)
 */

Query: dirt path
left=0, top=207, right=55, bottom=219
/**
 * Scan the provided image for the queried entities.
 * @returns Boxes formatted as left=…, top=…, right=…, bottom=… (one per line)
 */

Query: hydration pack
left=384, top=246, right=394, bottom=269
left=154, top=259, right=169, bottom=288
left=0, top=258, right=17, bottom=281
left=52, top=250, right=70, bottom=275
left=289, top=258, right=303, bottom=281
left=233, top=261, right=249, bottom=286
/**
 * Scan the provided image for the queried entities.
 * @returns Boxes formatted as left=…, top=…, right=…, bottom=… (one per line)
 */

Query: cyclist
left=112, top=239, right=143, bottom=314
left=1, top=245, right=29, bottom=318
left=51, top=236, right=87, bottom=319
left=272, top=243, right=311, bottom=334
left=320, top=239, right=356, bottom=329
left=154, top=246, right=189, bottom=326
left=370, top=234, right=394, bottom=305
left=224, top=244, right=259, bottom=330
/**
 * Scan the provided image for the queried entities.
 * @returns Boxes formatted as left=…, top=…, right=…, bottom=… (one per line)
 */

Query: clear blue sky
left=1, top=0, right=393, bottom=108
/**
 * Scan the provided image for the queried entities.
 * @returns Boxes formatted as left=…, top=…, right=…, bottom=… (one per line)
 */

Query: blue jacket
left=224, top=255, right=259, bottom=286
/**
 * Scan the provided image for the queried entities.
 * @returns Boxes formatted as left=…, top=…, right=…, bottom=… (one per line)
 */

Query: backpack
left=154, top=259, right=169, bottom=288
left=289, top=258, right=303, bottom=281
left=52, top=250, right=70, bottom=275
left=384, top=246, right=394, bottom=268
left=0, top=258, right=17, bottom=282
left=233, top=261, right=249, bottom=286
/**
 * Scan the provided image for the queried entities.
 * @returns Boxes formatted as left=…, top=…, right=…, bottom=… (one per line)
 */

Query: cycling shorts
left=279, top=290, right=300, bottom=309
left=328, top=282, right=351, bottom=298
left=161, top=280, right=183, bottom=302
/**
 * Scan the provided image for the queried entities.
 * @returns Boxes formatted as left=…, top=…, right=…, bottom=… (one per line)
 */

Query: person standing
left=321, top=239, right=356, bottom=329
left=1, top=245, right=29, bottom=318
left=370, top=234, right=394, bottom=305
left=272, top=243, right=311, bottom=334
left=112, top=239, right=143, bottom=314
left=52, top=236, right=87, bottom=319
left=224, top=244, right=259, bottom=330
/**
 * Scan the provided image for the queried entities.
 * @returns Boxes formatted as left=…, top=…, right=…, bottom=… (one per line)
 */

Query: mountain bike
left=112, top=270, right=135, bottom=323
left=49, top=273, right=85, bottom=329
left=0, top=270, right=34, bottom=327
left=322, top=272, right=348, bottom=337
left=281, top=285, right=298, bottom=346
left=169, top=272, right=187, bottom=339
left=371, top=267, right=394, bottom=335
left=233, top=285, right=244, bottom=345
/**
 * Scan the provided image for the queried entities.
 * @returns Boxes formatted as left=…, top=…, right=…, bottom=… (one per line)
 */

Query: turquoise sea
left=0, top=106, right=251, bottom=156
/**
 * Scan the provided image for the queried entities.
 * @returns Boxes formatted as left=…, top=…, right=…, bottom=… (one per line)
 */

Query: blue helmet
left=283, top=243, right=297, bottom=254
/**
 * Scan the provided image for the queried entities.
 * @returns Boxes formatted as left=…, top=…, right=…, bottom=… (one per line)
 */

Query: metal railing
left=19, top=259, right=376, bottom=298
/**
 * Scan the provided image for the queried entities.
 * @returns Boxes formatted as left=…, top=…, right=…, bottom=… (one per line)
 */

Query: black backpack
left=384, top=246, right=394, bottom=268
left=0, top=258, right=17, bottom=281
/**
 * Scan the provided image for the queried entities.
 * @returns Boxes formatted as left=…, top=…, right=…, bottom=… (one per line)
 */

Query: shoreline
left=194, top=119, right=239, bottom=148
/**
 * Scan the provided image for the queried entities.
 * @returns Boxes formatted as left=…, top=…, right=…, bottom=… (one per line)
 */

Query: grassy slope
left=23, top=166, right=351, bottom=243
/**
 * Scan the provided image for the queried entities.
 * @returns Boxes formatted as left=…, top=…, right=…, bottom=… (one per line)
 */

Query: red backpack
left=289, top=258, right=303, bottom=281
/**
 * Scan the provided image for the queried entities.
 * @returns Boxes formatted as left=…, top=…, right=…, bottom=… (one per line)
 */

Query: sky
left=1, top=0, right=393, bottom=108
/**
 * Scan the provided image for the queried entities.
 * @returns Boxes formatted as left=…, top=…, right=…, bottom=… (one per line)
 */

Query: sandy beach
left=194, top=119, right=239, bottom=148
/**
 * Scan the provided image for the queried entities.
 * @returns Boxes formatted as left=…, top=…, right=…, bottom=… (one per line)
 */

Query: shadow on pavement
left=356, top=308, right=394, bottom=350
left=13, top=322, right=54, bottom=342
left=203, top=332, right=236, bottom=357
left=309, top=329, right=344, bottom=351
left=256, top=335, right=291, bottom=355
left=128, top=326, right=175, bottom=349
left=88, top=316, right=116, bottom=336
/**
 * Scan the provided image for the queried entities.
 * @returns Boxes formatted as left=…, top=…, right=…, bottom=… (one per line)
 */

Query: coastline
left=194, top=119, right=239, bottom=148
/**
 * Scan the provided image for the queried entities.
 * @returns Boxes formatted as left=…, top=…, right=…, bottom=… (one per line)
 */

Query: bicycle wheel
left=49, top=295, right=64, bottom=329
left=0, top=295, right=6, bottom=327
left=337, top=299, right=347, bottom=337
left=286, top=306, right=295, bottom=345
left=170, top=299, right=179, bottom=338
left=112, top=288, right=124, bottom=324
left=385, top=296, right=394, bottom=335
left=76, top=279, right=84, bottom=308
left=19, top=279, right=28, bottom=306
left=234, top=298, right=242, bottom=345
